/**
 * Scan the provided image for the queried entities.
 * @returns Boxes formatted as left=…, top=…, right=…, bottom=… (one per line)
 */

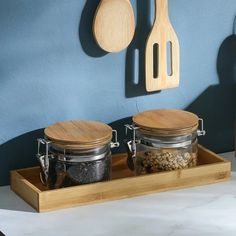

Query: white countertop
left=1, top=152, right=236, bottom=236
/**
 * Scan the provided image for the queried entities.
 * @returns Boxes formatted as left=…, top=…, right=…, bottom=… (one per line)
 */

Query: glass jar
left=124, top=109, right=205, bottom=175
left=36, top=120, right=119, bottom=189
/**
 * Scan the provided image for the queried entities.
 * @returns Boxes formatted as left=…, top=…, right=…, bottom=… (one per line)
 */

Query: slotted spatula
left=145, top=0, right=180, bottom=92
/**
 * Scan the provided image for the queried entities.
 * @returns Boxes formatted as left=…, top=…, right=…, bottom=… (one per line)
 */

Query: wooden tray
left=11, top=145, right=231, bottom=212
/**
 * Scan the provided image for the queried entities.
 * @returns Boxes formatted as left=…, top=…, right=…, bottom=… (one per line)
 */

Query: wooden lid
left=44, top=120, right=112, bottom=149
left=133, top=109, right=199, bottom=135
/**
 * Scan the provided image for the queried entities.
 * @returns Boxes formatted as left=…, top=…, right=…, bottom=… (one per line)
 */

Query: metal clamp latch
left=124, top=124, right=140, bottom=171
left=125, top=124, right=140, bottom=153
left=36, top=138, right=52, bottom=184
left=110, top=130, right=120, bottom=148
left=197, top=118, right=206, bottom=136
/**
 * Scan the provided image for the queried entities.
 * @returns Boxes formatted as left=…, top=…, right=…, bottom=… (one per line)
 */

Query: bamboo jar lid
left=44, top=120, right=113, bottom=149
left=132, top=109, right=199, bottom=136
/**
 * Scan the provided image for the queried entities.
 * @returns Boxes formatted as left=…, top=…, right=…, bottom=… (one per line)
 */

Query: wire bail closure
left=125, top=124, right=140, bottom=154
left=197, top=118, right=206, bottom=136
left=36, top=138, right=52, bottom=185
left=111, top=130, right=120, bottom=148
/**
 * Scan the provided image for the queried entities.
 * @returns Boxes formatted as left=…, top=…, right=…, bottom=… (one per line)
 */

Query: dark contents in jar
left=47, top=156, right=111, bottom=189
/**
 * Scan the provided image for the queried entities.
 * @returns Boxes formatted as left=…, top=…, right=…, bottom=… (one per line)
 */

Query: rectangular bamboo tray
left=11, top=145, right=231, bottom=212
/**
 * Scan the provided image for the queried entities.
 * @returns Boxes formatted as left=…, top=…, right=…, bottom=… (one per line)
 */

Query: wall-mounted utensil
left=145, top=0, right=180, bottom=91
left=93, top=0, right=135, bottom=53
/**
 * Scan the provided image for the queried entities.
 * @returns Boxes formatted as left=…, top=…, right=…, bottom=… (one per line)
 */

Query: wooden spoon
left=145, top=0, right=180, bottom=91
left=93, top=0, right=135, bottom=53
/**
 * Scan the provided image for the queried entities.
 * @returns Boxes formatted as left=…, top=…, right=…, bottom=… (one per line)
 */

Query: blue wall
left=0, top=0, right=235, bottom=185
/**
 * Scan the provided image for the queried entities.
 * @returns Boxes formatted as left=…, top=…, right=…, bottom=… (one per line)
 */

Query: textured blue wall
left=0, top=0, right=235, bottom=185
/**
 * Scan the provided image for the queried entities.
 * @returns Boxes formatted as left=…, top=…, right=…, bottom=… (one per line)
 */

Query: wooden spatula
left=93, top=0, right=135, bottom=53
left=145, top=0, right=180, bottom=91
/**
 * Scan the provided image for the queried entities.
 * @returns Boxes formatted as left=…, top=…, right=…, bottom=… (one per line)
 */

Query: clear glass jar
left=37, top=141, right=113, bottom=189
left=124, top=109, right=205, bottom=175
left=134, top=130, right=198, bottom=175
left=36, top=120, right=119, bottom=189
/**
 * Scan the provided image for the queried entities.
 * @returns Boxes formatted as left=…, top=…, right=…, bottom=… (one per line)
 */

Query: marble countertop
left=1, top=152, right=236, bottom=236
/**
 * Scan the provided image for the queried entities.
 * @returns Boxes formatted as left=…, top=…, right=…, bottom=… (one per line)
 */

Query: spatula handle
left=155, top=0, right=169, bottom=22
left=233, top=15, right=236, bottom=35
left=145, top=0, right=179, bottom=91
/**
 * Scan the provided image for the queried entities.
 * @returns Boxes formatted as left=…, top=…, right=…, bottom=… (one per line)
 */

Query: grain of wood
left=132, top=109, right=199, bottom=135
left=44, top=120, right=112, bottom=149
left=11, top=171, right=40, bottom=211
left=93, top=0, right=135, bottom=52
left=11, top=145, right=231, bottom=212
left=145, top=0, right=180, bottom=91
